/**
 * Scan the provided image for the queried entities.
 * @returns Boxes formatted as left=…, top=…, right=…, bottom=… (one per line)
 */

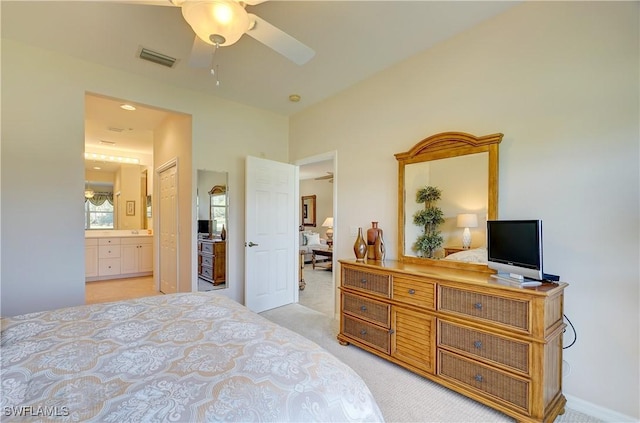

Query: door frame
left=295, top=150, right=337, bottom=318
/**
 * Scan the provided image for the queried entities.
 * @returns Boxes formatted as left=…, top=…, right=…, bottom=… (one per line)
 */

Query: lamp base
left=462, top=228, right=471, bottom=249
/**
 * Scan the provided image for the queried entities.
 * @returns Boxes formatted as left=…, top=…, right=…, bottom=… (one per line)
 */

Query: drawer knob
left=474, top=374, right=484, bottom=383
left=360, top=329, right=367, bottom=336
left=360, top=305, right=368, bottom=312
left=474, top=302, right=483, bottom=310
left=360, top=278, right=367, bottom=284
left=408, top=289, right=416, bottom=295
left=474, top=340, right=483, bottom=349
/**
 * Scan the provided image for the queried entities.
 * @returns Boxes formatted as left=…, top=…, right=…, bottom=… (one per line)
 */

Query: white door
left=159, top=164, right=178, bottom=294
left=245, top=156, right=298, bottom=313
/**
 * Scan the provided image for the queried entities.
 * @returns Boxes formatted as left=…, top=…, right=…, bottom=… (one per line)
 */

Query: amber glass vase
left=353, top=228, right=367, bottom=261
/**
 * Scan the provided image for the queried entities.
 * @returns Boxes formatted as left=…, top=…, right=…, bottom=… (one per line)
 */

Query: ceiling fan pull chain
left=210, top=43, right=221, bottom=87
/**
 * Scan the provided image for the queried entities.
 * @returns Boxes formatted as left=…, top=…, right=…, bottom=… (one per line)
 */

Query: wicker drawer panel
left=200, top=265, right=213, bottom=279
left=439, top=286, right=530, bottom=332
left=438, top=350, right=530, bottom=413
left=342, top=293, right=390, bottom=327
left=342, top=267, right=391, bottom=298
left=342, top=315, right=390, bottom=353
left=439, top=321, right=529, bottom=374
left=199, top=253, right=214, bottom=267
left=393, top=276, right=435, bottom=310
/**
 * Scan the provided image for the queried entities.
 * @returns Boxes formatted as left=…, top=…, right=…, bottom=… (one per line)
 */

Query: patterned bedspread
left=1, top=292, right=383, bottom=422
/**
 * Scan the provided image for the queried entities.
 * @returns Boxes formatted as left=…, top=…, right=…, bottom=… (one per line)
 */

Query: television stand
left=490, top=273, right=542, bottom=287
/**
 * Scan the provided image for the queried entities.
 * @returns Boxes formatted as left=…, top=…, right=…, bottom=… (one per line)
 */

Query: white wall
left=1, top=38, right=288, bottom=315
left=289, top=2, right=638, bottom=419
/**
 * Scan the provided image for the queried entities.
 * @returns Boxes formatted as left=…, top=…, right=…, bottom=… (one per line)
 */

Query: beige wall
left=1, top=37, right=289, bottom=315
left=289, top=2, right=638, bottom=419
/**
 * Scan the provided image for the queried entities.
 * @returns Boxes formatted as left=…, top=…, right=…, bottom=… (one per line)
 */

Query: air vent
left=139, top=47, right=177, bottom=68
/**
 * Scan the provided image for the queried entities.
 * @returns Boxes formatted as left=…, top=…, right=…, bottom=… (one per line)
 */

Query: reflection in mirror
left=302, top=195, right=316, bottom=227
left=197, top=170, right=228, bottom=291
left=404, top=153, right=488, bottom=257
left=396, top=132, right=502, bottom=271
left=84, top=163, right=151, bottom=230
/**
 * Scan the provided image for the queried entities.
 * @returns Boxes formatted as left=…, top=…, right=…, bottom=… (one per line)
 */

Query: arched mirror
left=395, top=132, right=502, bottom=272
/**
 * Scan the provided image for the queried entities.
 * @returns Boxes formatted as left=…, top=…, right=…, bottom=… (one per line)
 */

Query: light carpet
left=261, top=266, right=601, bottom=423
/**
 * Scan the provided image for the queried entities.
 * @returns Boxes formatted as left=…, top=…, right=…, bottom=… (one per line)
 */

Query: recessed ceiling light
left=288, top=94, right=301, bottom=102
left=93, top=166, right=102, bottom=170
left=120, top=104, right=136, bottom=111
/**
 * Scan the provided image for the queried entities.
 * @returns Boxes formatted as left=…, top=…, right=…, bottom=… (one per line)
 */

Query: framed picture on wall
left=126, top=200, right=135, bottom=216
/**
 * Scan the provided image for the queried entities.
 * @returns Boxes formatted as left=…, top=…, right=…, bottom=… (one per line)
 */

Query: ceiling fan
left=137, top=0, right=315, bottom=66
left=315, top=172, right=333, bottom=183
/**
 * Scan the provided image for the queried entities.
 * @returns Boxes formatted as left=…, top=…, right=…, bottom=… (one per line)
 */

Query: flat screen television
left=487, top=219, right=543, bottom=281
left=197, top=219, right=210, bottom=234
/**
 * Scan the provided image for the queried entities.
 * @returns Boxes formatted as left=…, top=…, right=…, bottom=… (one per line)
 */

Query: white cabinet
left=121, top=237, right=153, bottom=275
left=85, top=239, right=98, bottom=278
left=98, top=238, right=121, bottom=277
left=86, top=236, right=153, bottom=281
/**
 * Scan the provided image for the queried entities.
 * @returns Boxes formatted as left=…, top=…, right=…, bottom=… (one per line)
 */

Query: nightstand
left=443, top=246, right=466, bottom=257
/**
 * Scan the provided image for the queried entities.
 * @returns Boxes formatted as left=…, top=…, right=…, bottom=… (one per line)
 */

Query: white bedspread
left=1, top=292, right=383, bottom=422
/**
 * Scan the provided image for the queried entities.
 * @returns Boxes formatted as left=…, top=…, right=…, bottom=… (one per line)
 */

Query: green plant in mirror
left=413, top=186, right=444, bottom=258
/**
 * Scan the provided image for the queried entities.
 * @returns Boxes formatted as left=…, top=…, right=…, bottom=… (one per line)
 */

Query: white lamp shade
left=456, top=213, right=478, bottom=228
left=322, top=217, right=333, bottom=228
left=181, top=1, right=250, bottom=47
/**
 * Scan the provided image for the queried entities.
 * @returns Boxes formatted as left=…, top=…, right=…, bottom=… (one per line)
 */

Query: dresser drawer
left=342, top=293, right=390, bottom=327
left=342, top=314, right=390, bottom=353
left=199, top=241, right=214, bottom=254
left=98, top=245, right=121, bottom=259
left=393, top=276, right=435, bottom=310
left=438, top=321, right=529, bottom=374
left=199, top=253, right=214, bottom=267
left=200, top=265, right=213, bottom=280
left=438, top=350, right=530, bottom=413
left=438, top=286, right=530, bottom=333
left=342, top=267, right=391, bottom=298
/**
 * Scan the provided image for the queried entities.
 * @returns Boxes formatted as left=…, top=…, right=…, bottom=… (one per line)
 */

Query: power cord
left=562, top=314, right=577, bottom=349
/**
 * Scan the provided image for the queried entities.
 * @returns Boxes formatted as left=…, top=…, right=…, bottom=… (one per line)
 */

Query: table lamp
left=322, top=217, right=334, bottom=240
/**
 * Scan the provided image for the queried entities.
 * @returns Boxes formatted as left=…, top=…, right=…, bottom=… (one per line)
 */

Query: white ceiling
left=2, top=0, right=516, bottom=175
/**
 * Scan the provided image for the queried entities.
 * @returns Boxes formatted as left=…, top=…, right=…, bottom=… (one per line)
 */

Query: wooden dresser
left=197, top=240, right=226, bottom=285
left=338, top=259, right=568, bottom=423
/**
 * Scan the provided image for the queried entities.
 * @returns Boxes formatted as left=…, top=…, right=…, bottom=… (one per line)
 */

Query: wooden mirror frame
left=301, top=195, right=317, bottom=227
left=395, top=131, right=502, bottom=271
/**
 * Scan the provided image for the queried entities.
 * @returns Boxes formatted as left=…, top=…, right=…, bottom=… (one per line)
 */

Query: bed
left=1, top=292, right=383, bottom=422
left=441, top=247, right=487, bottom=264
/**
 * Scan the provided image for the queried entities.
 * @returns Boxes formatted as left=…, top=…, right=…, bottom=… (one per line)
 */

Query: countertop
left=85, top=230, right=153, bottom=238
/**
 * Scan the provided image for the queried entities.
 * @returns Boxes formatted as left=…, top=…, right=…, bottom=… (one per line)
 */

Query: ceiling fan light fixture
left=181, top=1, right=250, bottom=47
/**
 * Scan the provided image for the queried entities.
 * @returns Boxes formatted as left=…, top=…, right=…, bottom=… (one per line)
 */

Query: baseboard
left=566, top=394, right=638, bottom=422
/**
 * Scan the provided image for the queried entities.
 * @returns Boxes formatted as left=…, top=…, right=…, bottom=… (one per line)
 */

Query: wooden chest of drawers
left=338, top=259, right=567, bottom=423
left=198, top=240, right=226, bottom=285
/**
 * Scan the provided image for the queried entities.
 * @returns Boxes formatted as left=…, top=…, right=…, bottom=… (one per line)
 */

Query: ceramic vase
left=367, top=222, right=379, bottom=259
left=353, top=228, right=367, bottom=262
left=374, top=229, right=385, bottom=261
left=221, top=224, right=227, bottom=241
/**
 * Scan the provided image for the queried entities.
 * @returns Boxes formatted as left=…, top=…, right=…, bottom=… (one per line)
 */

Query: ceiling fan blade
left=188, top=35, right=214, bottom=68
left=246, top=13, right=315, bottom=65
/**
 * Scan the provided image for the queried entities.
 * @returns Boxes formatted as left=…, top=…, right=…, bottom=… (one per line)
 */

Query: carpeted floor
left=298, top=263, right=335, bottom=316
left=261, top=274, right=602, bottom=423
